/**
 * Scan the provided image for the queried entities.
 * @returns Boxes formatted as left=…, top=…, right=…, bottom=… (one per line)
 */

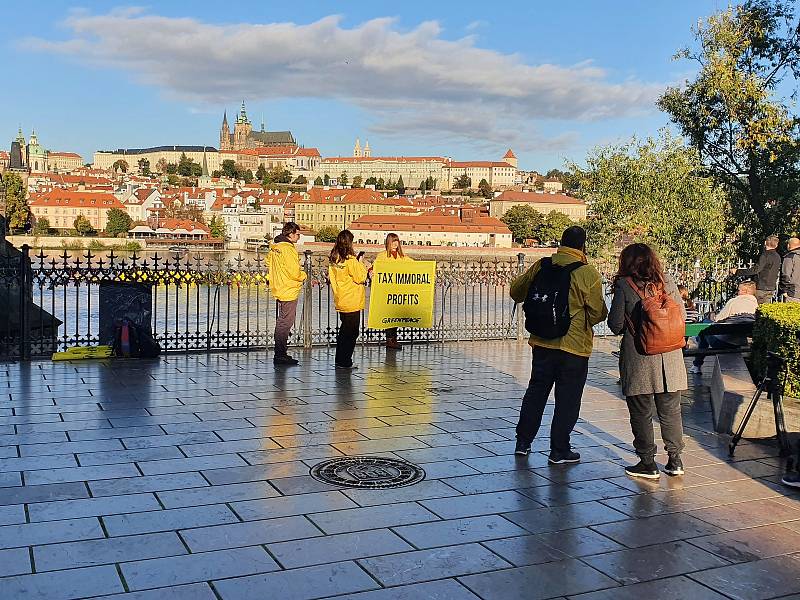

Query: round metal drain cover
left=310, top=456, right=426, bottom=489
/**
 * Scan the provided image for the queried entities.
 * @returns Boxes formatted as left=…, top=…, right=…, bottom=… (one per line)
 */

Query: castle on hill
left=219, top=101, right=296, bottom=151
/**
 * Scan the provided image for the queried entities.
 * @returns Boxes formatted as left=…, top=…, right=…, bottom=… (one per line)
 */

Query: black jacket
left=736, top=249, right=781, bottom=291
left=780, top=250, right=800, bottom=299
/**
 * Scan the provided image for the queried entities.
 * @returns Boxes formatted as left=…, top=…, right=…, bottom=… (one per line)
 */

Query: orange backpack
left=625, top=277, right=686, bottom=355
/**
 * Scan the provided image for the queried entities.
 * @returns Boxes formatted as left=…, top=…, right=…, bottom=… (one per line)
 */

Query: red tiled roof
left=503, top=149, right=517, bottom=159
left=448, top=161, right=515, bottom=168
left=493, top=191, right=584, bottom=205
left=28, top=190, right=126, bottom=210
left=157, top=219, right=210, bottom=233
left=48, top=152, right=82, bottom=158
left=300, top=188, right=409, bottom=206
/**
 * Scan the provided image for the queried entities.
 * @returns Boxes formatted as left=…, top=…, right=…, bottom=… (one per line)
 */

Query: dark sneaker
left=514, top=440, right=531, bottom=456
left=273, top=355, right=299, bottom=366
left=782, top=470, right=800, bottom=489
left=625, top=460, right=660, bottom=479
left=335, top=364, right=358, bottom=371
left=548, top=450, right=581, bottom=464
left=664, top=456, right=684, bottom=476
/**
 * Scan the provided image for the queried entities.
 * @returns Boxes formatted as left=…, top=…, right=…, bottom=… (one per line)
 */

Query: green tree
left=242, top=169, right=254, bottom=184
left=455, top=174, right=472, bottom=190
left=501, top=205, right=544, bottom=243
left=33, top=217, right=51, bottom=235
left=323, top=174, right=330, bottom=186
left=112, top=159, right=128, bottom=173
left=293, top=175, right=308, bottom=185
left=313, top=176, right=324, bottom=186
left=315, top=225, right=340, bottom=242
left=396, top=175, right=405, bottom=194
left=221, top=160, right=238, bottom=178
left=2, top=172, right=30, bottom=233
left=177, top=153, right=199, bottom=177
left=420, top=180, right=427, bottom=193
left=425, top=175, right=437, bottom=190
left=658, top=0, right=800, bottom=258
left=256, top=164, right=268, bottom=181
left=352, top=175, right=363, bottom=188
left=376, top=177, right=385, bottom=189
left=478, top=178, right=492, bottom=198
left=209, top=215, right=227, bottom=239
left=269, top=168, right=292, bottom=184
left=364, top=176, right=377, bottom=186
left=339, top=172, right=349, bottom=186
left=105, top=208, right=133, bottom=236
left=167, top=174, right=181, bottom=187
left=155, top=158, right=168, bottom=173
left=166, top=163, right=178, bottom=175
left=571, top=132, right=729, bottom=266
left=137, top=158, right=150, bottom=176
left=533, top=211, right=574, bottom=244
left=73, top=215, right=95, bottom=236
left=212, top=169, right=222, bottom=178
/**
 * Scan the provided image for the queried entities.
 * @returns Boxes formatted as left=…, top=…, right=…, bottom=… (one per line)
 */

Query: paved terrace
left=0, top=340, right=799, bottom=600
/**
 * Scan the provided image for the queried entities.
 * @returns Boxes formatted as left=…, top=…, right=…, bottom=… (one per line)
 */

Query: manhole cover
left=310, top=456, right=426, bottom=489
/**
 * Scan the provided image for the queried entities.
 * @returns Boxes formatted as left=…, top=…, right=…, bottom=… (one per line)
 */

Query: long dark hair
left=614, top=243, right=665, bottom=287
left=329, top=229, right=355, bottom=264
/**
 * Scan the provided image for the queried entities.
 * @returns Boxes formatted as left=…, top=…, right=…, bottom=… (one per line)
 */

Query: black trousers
left=626, top=391, right=685, bottom=460
left=335, top=311, right=360, bottom=367
left=516, top=346, right=589, bottom=452
left=386, top=327, right=398, bottom=340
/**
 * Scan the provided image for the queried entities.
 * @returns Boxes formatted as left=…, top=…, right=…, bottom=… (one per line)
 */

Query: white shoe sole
left=548, top=457, right=580, bottom=464
left=663, top=468, right=684, bottom=476
left=781, top=476, right=800, bottom=488
left=626, top=470, right=660, bottom=479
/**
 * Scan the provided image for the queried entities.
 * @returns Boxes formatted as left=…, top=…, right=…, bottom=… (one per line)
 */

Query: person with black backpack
left=511, top=226, right=608, bottom=463
left=607, top=243, right=687, bottom=480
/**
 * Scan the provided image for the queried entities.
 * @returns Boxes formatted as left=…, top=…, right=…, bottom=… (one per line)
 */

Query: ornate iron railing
left=0, top=245, right=747, bottom=361
left=0, top=246, right=530, bottom=360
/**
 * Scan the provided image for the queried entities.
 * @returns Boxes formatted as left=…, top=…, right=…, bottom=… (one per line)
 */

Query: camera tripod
left=729, top=352, right=791, bottom=457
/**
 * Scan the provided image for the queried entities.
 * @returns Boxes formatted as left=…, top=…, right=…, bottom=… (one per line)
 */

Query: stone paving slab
left=1, top=340, right=799, bottom=599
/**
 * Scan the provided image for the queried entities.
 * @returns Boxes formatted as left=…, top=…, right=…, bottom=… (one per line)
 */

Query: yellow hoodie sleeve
left=289, top=250, right=307, bottom=283
left=348, top=257, right=368, bottom=284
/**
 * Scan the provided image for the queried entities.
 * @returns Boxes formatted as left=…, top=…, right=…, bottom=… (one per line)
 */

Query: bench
left=682, top=321, right=754, bottom=357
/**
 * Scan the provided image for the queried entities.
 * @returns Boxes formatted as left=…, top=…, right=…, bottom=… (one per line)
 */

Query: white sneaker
left=688, top=365, right=701, bottom=375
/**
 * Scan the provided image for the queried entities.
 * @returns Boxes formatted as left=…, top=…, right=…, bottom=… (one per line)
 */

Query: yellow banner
left=368, top=260, right=436, bottom=329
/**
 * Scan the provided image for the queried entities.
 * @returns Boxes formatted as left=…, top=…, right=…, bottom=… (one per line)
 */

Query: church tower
left=234, top=101, right=253, bottom=149
left=220, top=111, right=231, bottom=151
left=364, top=140, right=371, bottom=158
left=353, top=138, right=362, bottom=158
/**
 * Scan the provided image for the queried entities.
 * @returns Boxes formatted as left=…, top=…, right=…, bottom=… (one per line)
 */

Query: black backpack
left=523, top=258, right=584, bottom=339
left=112, top=318, right=161, bottom=359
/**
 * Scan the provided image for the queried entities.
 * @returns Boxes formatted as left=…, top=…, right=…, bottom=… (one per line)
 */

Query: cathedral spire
left=222, top=110, right=228, bottom=127
left=202, top=148, right=209, bottom=177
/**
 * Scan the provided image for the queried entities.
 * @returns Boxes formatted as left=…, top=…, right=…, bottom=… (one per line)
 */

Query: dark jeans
left=274, top=299, right=298, bottom=358
left=692, top=333, right=737, bottom=367
left=516, top=346, right=589, bottom=453
left=626, top=391, right=684, bottom=461
left=386, top=327, right=398, bottom=341
left=335, top=311, right=360, bottom=367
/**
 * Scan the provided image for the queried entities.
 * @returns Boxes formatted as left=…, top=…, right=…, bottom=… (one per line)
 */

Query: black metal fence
left=0, top=245, right=744, bottom=361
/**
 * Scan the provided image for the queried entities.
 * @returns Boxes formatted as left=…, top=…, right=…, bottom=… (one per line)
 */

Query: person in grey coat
left=780, top=237, right=800, bottom=302
left=607, top=243, right=688, bottom=480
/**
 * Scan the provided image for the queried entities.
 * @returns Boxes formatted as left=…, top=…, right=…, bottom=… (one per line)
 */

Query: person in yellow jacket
left=267, top=222, right=307, bottom=365
left=373, top=233, right=413, bottom=350
left=510, top=226, right=608, bottom=463
left=328, top=229, right=369, bottom=370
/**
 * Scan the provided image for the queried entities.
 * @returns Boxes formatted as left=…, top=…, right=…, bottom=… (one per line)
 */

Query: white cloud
left=24, top=9, right=664, bottom=153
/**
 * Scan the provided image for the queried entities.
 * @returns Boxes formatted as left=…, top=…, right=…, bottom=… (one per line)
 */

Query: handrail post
left=19, top=244, right=31, bottom=361
left=516, top=252, right=525, bottom=342
left=303, top=250, right=313, bottom=349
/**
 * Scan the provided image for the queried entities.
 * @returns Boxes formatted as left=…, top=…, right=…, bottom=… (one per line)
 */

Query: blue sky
left=2, top=1, right=725, bottom=171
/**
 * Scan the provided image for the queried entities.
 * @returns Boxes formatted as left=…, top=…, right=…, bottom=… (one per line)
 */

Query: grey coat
left=607, top=274, right=688, bottom=397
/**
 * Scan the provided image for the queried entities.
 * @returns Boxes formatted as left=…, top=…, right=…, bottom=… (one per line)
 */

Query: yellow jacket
left=374, top=251, right=414, bottom=264
left=329, top=256, right=368, bottom=313
left=510, top=246, right=608, bottom=357
left=267, top=241, right=307, bottom=301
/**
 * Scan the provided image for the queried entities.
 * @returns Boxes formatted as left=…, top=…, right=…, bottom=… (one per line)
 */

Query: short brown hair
left=282, top=222, right=300, bottom=236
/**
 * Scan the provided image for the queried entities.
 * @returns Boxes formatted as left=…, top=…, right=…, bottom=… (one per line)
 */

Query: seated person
left=688, top=281, right=757, bottom=374
left=679, top=285, right=701, bottom=323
